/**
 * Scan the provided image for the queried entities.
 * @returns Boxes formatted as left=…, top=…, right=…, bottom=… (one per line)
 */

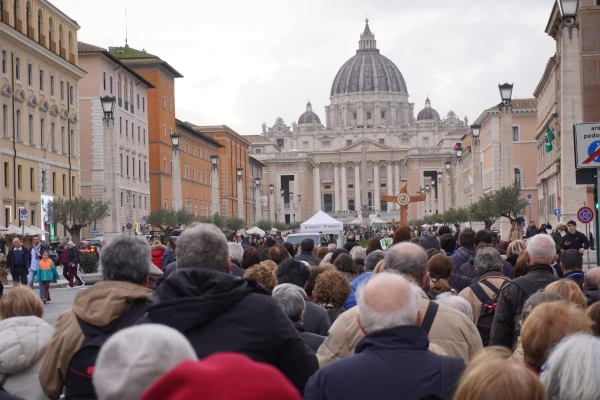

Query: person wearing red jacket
left=151, top=240, right=167, bottom=270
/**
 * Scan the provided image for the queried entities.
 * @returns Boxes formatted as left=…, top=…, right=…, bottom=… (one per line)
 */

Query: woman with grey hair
left=435, top=293, right=473, bottom=321
left=272, top=284, right=325, bottom=353
left=541, top=333, right=600, bottom=400
left=352, top=246, right=366, bottom=274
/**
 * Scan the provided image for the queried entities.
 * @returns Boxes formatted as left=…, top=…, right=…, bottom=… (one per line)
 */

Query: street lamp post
left=279, top=188, right=285, bottom=223
left=254, top=178, right=261, bottom=225
left=210, top=155, right=220, bottom=216
left=269, top=184, right=275, bottom=222
left=471, top=124, right=483, bottom=203
left=297, top=194, right=301, bottom=222
left=445, top=161, right=453, bottom=209
left=100, top=96, right=120, bottom=240
left=170, top=133, right=182, bottom=210
left=499, top=83, right=515, bottom=239
left=236, top=168, right=244, bottom=221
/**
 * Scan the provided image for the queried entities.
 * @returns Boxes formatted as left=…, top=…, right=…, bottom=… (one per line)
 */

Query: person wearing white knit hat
left=92, top=324, right=198, bottom=400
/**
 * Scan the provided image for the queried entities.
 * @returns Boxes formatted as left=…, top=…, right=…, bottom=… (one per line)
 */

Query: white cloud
left=53, top=0, right=556, bottom=134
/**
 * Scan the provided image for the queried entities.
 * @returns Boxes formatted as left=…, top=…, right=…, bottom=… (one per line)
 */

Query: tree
left=442, top=207, right=470, bottom=228
left=255, top=220, right=273, bottom=232
left=212, top=213, right=226, bottom=229
left=225, top=217, right=246, bottom=233
left=146, top=208, right=195, bottom=240
left=47, top=197, right=111, bottom=244
left=287, top=221, right=301, bottom=230
left=470, top=193, right=499, bottom=230
left=273, top=221, right=288, bottom=232
left=494, top=184, right=527, bottom=224
left=198, top=216, right=213, bottom=224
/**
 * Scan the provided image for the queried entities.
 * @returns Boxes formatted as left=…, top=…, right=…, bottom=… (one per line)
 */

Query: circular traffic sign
left=19, top=208, right=27, bottom=216
left=553, top=209, right=561, bottom=216
left=126, top=223, right=133, bottom=230
left=527, top=193, right=533, bottom=199
left=397, top=193, right=410, bottom=206
left=588, top=142, right=600, bottom=163
left=577, top=207, right=594, bottom=224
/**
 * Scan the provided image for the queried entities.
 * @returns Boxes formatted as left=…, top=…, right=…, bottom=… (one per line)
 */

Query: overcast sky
left=54, top=0, right=557, bottom=136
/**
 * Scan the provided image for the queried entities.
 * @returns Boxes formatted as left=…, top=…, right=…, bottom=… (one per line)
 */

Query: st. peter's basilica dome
left=298, top=101, right=321, bottom=125
left=330, top=19, right=408, bottom=97
left=417, top=97, right=440, bottom=121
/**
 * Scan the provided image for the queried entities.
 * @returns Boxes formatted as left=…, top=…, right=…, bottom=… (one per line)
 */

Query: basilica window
left=323, top=194, right=334, bottom=212
left=352, top=113, right=357, bottom=120
left=276, top=138, right=284, bottom=148
left=366, top=112, right=372, bottom=120
left=322, top=140, right=331, bottom=147
left=514, top=168, right=522, bottom=187
left=379, top=165, right=386, bottom=178
left=423, top=137, right=430, bottom=145
left=379, top=139, right=385, bottom=145
left=347, top=167, right=354, bottom=180
left=323, top=166, right=332, bottom=180
left=401, top=138, right=410, bottom=145
left=348, top=200, right=355, bottom=211
left=381, top=111, right=386, bottom=120
left=512, top=126, right=520, bottom=141
left=302, top=141, right=308, bottom=149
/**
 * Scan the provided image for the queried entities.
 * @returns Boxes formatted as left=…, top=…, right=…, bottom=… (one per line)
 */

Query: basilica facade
left=249, top=20, right=468, bottom=224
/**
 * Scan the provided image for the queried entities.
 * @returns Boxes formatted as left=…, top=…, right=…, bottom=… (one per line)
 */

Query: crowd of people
left=0, top=220, right=598, bottom=399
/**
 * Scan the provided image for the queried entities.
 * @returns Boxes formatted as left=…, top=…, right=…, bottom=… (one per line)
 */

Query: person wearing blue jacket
left=344, top=250, right=385, bottom=309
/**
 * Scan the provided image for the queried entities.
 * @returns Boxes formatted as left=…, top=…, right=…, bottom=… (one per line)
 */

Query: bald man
left=305, top=273, right=465, bottom=400
left=584, top=267, right=600, bottom=307
left=317, top=242, right=482, bottom=366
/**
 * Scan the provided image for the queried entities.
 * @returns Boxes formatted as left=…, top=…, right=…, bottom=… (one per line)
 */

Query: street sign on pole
left=574, top=123, right=600, bottom=168
left=89, top=229, right=100, bottom=234
left=578, top=207, right=594, bottom=224
left=527, top=193, right=533, bottom=200
left=126, top=223, right=133, bottom=230
left=553, top=209, right=561, bottom=217
left=19, top=208, right=28, bottom=221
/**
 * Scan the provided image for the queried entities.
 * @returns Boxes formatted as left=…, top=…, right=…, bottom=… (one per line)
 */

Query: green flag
left=544, top=125, right=555, bottom=153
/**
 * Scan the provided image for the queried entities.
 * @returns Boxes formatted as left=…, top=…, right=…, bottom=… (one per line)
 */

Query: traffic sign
left=141, top=216, right=147, bottom=224
left=19, top=208, right=28, bottom=221
left=553, top=209, right=561, bottom=217
left=574, top=123, right=600, bottom=168
left=89, top=230, right=100, bottom=234
left=578, top=207, right=594, bottom=224
left=527, top=193, right=533, bottom=199
left=126, top=223, right=133, bottom=230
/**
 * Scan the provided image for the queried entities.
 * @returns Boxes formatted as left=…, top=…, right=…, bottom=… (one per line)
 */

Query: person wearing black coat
left=560, top=249, right=585, bottom=290
left=561, top=221, right=590, bottom=253
left=141, top=268, right=317, bottom=393
left=489, top=235, right=559, bottom=349
left=343, top=233, right=359, bottom=252
left=6, top=238, right=30, bottom=285
left=584, top=267, right=600, bottom=307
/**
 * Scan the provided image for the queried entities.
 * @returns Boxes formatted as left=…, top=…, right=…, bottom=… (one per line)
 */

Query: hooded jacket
left=306, top=326, right=465, bottom=400
left=0, top=317, right=53, bottom=400
left=39, top=281, right=153, bottom=399
left=450, top=247, right=474, bottom=272
left=458, top=255, right=514, bottom=281
left=316, top=294, right=482, bottom=366
left=150, top=242, right=167, bottom=269
left=140, top=268, right=318, bottom=393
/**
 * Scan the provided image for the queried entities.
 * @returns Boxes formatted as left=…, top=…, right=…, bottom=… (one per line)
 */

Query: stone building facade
left=249, top=20, right=468, bottom=223
left=0, top=0, right=85, bottom=237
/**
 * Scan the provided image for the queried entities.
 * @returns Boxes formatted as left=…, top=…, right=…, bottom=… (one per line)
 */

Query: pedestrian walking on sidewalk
left=7, top=238, right=30, bottom=286
left=28, top=235, right=47, bottom=300
left=66, top=241, right=85, bottom=287
left=35, top=250, right=60, bottom=304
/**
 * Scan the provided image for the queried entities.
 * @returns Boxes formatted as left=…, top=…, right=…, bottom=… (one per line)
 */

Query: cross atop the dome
left=359, top=18, right=377, bottom=52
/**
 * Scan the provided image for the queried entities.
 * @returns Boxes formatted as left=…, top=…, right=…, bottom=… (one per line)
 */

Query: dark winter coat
left=294, top=322, right=325, bottom=354
left=295, top=252, right=322, bottom=266
left=564, top=270, right=585, bottom=291
left=162, top=243, right=176, bottom=269
left=140, top=268, right=318, bottom=393
left=450, top=272, right=472, bottom=292
left=584, top=286, right=600, bottom=307
left=561, top=230, right=590, bottom=252
left=355, top=259, right=365, bottom=275
left=526, top=226, right=538, bottom=238
left=489, top=264, right=558, bottom=349
left=230, top=259, right=245, bottom=277
left=343, top=240, right=359, bottom=252
left=303, top=295, right=331, bottom=336
left=451, top=247, right=474, bottom=272
left=458, top=257, right=514, bottom=281
left=304, top=325, right=465, bottom=400
left=7, top=246, right=31, bottom=273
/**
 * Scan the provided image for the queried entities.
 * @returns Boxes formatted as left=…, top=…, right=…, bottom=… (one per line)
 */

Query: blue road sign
left=578, top=207, right=594, bottom=224
left=553, top=209, right=561, bottom=216
left=89, top=230, right=100, bottom=234
left=588, top=141, right=600, bottom=164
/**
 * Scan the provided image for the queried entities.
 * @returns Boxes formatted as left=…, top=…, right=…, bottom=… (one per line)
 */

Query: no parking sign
left=578, top=207, right=594, bottom=224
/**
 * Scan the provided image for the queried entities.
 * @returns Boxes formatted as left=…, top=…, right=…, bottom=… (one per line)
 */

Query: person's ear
left=525, top=252, right=531, bottom=266
left=420, top=272, right=430, bottom=289
left=415, top=309, right=423, bottom=326
left=552, top=254, right=558, bottom=264
left=357, top=315, right=367, bottom=335
left=584, top=282, right=588, bottom=290
left=142, top=276, right=150, bottom=287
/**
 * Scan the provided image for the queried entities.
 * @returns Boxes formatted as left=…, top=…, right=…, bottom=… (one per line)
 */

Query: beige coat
left=39, top=281, right=153, bottom=399
left=458, top=273, right=510, bottom=325
left=316, top=296, right=483, bottom=367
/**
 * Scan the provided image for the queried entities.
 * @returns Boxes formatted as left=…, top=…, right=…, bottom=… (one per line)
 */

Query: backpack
left=63, top=300, right=147, bottom=400
left=471, top=280, right=508, bottom=346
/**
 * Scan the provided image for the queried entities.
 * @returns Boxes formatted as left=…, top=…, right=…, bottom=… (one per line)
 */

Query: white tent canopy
left=246, top=226, right=266, bottom=237
left=301, top=211, right=343, bottom=233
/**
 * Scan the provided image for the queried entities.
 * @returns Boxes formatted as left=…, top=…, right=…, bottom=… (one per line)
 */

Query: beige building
left=534, top=1, right=598, bottom=227
left=0, top=0, right=85, bottom=238
left=457, top=99, right=539, bottom=234
left=250, top=20, right=468, bottom=224
left=78, top=42, right=153, bottom=238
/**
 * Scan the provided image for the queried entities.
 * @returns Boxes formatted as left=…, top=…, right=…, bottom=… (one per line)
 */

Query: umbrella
left=6, top=225, right=23, bottom=235
left=246, top=227, right=266, bottom=237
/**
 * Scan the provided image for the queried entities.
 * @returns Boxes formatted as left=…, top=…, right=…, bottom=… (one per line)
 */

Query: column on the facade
left=387, top=162, right=393, bottom=211
left=472, top=140, right=483, bottom=201
left=354, top=162, right=361, bottom=212
left=374, top=163, right=380, bottom=213
left=325, top=105, right=331, bottom=129
left=333, top=163, right=340, bottom=212
left=342, top=105, right=347, bottom=127
left=375, top=103, right=381, bottom=125
left=560, top=24, right=586, bottom=224
left=294, top=176, right=300, bottom=221
left=394, top=162, right=400, bottom=210
left=341, top=163, right=348, bottom=212
left=314, top=165, right=321, bottom=212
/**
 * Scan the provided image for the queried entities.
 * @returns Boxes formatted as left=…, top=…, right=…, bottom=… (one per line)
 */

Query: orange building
left=187, top=125, right=251, bottom=222
left=175, top=120, right=222, bottom=216
left=109, top=45, right=184, bottom=211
